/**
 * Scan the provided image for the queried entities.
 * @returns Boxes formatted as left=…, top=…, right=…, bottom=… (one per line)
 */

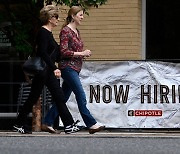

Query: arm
left=74, top=50, right=91, bottom=57
left=37, top=30, right=57, bottom=71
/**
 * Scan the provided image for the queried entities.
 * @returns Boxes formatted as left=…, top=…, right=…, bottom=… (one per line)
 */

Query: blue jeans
left=43, top=67, right=97, bottom=128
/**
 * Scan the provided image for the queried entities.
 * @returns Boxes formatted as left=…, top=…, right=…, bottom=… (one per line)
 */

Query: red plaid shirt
left=59, top=26, right=84, bottom=72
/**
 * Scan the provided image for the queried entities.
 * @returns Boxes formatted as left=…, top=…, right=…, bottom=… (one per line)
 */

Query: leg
left=43, top=104, right=59, bottom=126
left=61, top=67, right=97, bottom=128
left=43, top=79, right=73, bottom=126
left=14, top=72, right=45, bottom=134
left=45, top=71, right=74, bottom=127
left=62, top=80, right=73, bottom=102
left=16, top=72, right=45, bottom=126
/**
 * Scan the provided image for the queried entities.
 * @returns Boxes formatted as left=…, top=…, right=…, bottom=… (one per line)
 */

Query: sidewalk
left=1, top=129, right=180, bottom=138
left=1, top=131, right=180, bottom=154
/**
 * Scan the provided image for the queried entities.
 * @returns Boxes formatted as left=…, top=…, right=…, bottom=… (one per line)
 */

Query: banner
left=65, top=61, right=180, bottom=128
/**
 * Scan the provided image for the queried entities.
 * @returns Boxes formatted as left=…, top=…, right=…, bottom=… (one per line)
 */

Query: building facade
left=53, top=0, right=143, bottom=60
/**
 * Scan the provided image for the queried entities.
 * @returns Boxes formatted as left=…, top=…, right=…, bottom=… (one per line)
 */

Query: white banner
left=66, top=61, right=180, bottom=128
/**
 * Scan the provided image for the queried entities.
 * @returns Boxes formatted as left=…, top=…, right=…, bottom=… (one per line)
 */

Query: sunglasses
left=52, top=15, right=59, bottom=19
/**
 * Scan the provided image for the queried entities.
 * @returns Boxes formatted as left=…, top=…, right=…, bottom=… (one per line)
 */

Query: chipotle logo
left=128, top=110, right=162, bottom=116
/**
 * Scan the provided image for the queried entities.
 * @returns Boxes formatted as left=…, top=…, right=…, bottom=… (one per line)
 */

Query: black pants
left=17, top=68, right=74, bottom=127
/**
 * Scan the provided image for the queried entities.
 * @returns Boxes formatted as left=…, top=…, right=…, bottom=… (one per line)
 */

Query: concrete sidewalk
left=1, top=130, right=180, bottom=154
left=1, top=130, right=180, bottom=138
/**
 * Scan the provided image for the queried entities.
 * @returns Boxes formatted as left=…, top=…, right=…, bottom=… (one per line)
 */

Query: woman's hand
left=83, top=49, right=91, bottom=57
left=54, top=69, right=61, bottom=78
left=73, top=49, right=92, bottom=57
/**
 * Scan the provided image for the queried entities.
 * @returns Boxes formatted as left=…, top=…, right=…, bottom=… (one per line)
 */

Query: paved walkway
left=1, top=130, right=180, bottom=138
left=1, top=130, right=180, bottom=154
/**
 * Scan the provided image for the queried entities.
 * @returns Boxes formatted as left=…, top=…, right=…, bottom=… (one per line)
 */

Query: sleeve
left=37, top=30, right=57, bottom=71
left=59, top=28, right=74, bottom=58
left=55, top=45, right=61, bottom=63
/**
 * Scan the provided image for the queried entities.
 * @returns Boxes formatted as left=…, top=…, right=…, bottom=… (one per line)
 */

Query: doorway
left=146, top=0, right=180, bottom=61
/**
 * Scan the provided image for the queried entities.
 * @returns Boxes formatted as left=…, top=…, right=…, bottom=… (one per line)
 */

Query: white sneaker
left=64, top=120, right=81, bottom=134
left=13, top=125, right=32, bottom=134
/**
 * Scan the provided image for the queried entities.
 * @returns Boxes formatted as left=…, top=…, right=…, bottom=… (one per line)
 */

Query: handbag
left=23, top=44, right=58, bottom=76
left=22, top=56, right=46, bottom=76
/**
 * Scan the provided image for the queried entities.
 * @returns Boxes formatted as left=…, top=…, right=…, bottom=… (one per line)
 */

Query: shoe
left=13, top=125, right=32, bottom=134
left=64, top=120, right=81, bottom=134
left=89, top=126, right=105, bottom=134
left=41, top=124, right=60, bottom=134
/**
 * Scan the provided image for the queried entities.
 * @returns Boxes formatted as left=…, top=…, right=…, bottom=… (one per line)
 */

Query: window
left=146, top=0, right=180, bottom=61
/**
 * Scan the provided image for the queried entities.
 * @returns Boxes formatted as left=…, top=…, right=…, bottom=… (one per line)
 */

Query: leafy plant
left=13, top=22, right=33, bottom=56
left=46, top=0, right=107, bottom=15
left=46, top=0, right=107, bottom=8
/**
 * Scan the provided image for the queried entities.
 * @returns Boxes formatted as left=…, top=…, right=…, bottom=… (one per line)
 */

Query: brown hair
left=39, top=5, right=59, bottom=25
left=62, top=6, right=84, bottom=29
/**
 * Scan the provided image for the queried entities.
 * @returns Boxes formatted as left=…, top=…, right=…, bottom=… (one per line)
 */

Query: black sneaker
left=64, top=120, right=82, bottom=134
left=13, top=125, right=32, bottom=134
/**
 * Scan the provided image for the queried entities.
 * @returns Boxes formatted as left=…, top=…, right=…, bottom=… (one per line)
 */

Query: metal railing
left=0, top=82, right=53, bottom=119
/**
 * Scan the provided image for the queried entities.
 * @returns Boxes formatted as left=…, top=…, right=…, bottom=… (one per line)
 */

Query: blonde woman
left=13, top=5, right=80, bottom=134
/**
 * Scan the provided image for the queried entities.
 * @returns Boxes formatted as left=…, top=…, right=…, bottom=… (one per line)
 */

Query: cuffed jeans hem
left=86, top=122, right=97, bottom=128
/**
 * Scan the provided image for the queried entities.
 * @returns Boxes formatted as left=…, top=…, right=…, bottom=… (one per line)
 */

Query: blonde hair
left=62, top=6, right=84, bottom=29
left=39, top=5, right=59, bottom=25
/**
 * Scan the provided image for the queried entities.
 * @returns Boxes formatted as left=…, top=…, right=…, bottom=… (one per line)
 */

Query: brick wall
left=53, top=0, right=142, bottom=60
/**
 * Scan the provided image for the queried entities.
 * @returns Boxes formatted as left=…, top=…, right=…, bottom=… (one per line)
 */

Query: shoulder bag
left=22, top=56, right=46, bottom=76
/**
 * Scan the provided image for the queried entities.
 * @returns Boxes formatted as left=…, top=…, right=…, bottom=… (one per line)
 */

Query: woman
left=43, top=6, right=105, bottom=134
left=13, top=5, right=80, bottom=134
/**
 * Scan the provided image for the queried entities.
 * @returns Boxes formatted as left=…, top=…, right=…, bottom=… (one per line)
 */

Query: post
left=32, top=97, right=42, bottom=132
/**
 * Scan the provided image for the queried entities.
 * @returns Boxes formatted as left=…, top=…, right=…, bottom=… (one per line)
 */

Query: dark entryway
left=146, top=0, right=180, bottom=61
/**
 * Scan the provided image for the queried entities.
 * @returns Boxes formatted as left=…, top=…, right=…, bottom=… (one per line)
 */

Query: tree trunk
left=32, top=97, right=42, bottom=132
